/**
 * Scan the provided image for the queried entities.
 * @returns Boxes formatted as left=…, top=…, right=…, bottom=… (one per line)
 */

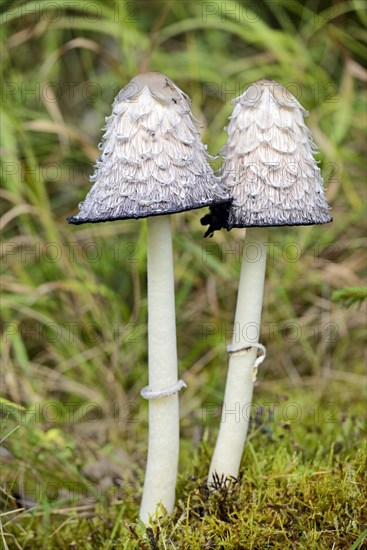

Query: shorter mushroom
left=68, top=72, right=229, bottom=522
left=202, top=80, right=332, bottom=483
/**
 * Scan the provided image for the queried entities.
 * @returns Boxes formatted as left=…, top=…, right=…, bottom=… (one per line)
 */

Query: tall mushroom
left=202, top=80, right=332, bottom=483
left=68, top=72, right=228, bottom=523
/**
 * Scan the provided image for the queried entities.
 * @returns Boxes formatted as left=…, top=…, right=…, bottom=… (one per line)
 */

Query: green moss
left=2, top=392, right=366, bottom=549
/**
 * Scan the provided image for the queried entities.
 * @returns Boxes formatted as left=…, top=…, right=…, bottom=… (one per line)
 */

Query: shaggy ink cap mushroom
left=205, top=80, right=333, bottom=484
left=67, top=72, right=230, bottom=523
left=68, top=72, right=229, bottom=225
left=202, top=79, right=332, bottom=236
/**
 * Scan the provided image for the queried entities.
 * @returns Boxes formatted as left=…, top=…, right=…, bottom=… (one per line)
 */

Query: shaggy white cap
left=68, top=72, right=229, bottom=224
left=221, top=80, right=332, bottom=228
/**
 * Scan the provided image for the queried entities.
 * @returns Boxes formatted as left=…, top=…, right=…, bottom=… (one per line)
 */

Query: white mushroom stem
left=208, top=227, right=267, bottom=483
left=139, top=215, right=180, bottom=524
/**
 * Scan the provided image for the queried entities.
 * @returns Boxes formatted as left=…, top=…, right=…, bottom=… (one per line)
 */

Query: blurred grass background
left=1, top=0, right=366, bottom=548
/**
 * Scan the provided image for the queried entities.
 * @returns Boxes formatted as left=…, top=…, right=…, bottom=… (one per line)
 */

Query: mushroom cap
left=202, top=79, right=332, bottom=235
left=68, top=72, right=229, bottom=224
